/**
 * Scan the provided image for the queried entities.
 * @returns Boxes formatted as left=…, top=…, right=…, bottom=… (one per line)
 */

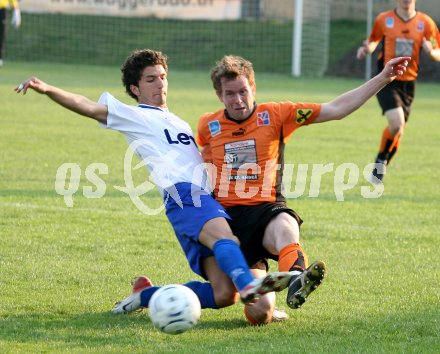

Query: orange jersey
left=197, top=102, right=321, bottom=207
left=369, top=9, right=440, bottom=81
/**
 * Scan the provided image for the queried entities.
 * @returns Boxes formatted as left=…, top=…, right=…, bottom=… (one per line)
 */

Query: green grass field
left=1, top=62, right=439, bottom=353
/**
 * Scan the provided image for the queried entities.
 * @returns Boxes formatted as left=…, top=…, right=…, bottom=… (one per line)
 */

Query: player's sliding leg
left=113, top=215, right=295, bottom=314
left=112, top=276, right=156, bottom=314
left=211, top=238, right=292, bottom=304
left=198, top=216, right=293, bottom=305
left=113, top=242, right=293, bottom=314
left=112, top=276, right=219, bottom=314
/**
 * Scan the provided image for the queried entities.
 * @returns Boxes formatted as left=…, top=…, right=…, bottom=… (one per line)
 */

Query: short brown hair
left=210, top=55, right=255, bottom=93
left=121, top=49, right=168, bottom=101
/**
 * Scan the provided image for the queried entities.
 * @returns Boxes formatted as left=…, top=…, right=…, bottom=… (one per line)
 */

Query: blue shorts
left=164, top=183, right=231, bottom=279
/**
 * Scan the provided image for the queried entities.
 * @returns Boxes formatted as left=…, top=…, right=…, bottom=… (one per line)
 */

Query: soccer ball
left=148, top=284, right=201, bottom=335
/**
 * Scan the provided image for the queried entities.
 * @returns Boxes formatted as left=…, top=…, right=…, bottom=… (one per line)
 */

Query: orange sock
left=379, top=127, right=393, bottom=154
left=278, top=243, right=308, bottom=273
left=378, top=127, right=401, bottom=161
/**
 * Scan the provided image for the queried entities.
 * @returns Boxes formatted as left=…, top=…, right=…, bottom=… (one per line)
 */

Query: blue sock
left=140, top=282, right=218, bottom=309
left=184, top=281, right=218, bottom=309
left=140, top=286, right=160, bottom=307
left=213, top=239, right=254, bottom=292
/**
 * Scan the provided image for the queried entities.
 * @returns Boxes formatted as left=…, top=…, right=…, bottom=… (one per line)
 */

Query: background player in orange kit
left=197, top=54, right=410, bottom=324
left=357, top=0, right=440, bottom=183
left=0, top=0, right=21, bottom=66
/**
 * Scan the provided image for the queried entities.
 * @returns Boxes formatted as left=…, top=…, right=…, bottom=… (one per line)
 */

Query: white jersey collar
left=138, top=104, right=169, bottom=113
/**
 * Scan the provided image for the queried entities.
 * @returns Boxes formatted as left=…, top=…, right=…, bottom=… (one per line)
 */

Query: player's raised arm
left=14, top=77, right=108, bottom=124
left=314, top=57, right=410, bottom=124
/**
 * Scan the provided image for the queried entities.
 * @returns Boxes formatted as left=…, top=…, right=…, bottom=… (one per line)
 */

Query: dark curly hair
left=121, top=49, right=168, bottom=101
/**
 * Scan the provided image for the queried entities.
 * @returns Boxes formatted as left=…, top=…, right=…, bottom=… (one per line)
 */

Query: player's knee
left=264, top=213, right=300, bottom=252
left=214, top=288, right=239, bottom=308
left=389, top=123, right=404, bottom=135
left=386, top=110, right=405, bottom=135
left=199, top=220, right=240, bottom=248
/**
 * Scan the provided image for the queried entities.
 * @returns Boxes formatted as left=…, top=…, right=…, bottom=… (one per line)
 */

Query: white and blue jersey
left=99, top=93, right=230, bottom=277
left=99, top=92, right=208, bottom=193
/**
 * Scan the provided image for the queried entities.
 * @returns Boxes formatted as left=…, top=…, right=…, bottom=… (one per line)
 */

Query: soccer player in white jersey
left=15, top=49, right=294, bottom=317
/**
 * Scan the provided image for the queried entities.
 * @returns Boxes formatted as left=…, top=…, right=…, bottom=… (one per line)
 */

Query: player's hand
left=14, top=77, right=49, bottom=95
left=11, top=8, right=21, bottom=28
left=422, top=37, right=440, bottom=61
left=356, top=46, right=367, bottom=60
left=422, top=38, right=434, bottom=55
left=383, top=57, right=411, bottom=80
left=356, top=41, right=369, bottom=60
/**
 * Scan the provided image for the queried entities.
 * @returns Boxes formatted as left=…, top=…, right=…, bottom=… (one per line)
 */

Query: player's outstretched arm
left=314, top=57, right=410, bottom=123
left=15, top=77, right=108, bottom=124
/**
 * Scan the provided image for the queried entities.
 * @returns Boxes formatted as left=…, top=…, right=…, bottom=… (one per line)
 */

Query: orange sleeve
left=424, top=15, right=440, bottom=49
left=436, top=31, right=440, bottom=49
left=280, top=102, right=321, bottom=143
left=369, top=12, right=385, bottom=43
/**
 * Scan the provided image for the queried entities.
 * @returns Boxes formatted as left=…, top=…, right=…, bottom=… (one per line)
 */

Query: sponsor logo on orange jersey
left=257, top=111, right=270, bottom=126
left=208, top=120, right=221, bottom=137
left=296, top=108, right=313, bottom=124
left=386, top=17, right=394, bottom=28
left=232, top=128, right=246, bottom=136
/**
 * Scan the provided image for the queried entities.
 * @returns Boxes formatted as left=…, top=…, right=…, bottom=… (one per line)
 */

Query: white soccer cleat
left=112, top=276, right=153, bottom=314
left=112, top=292, right=142, bottom=314
left=240, top=272, right=293, bottom=304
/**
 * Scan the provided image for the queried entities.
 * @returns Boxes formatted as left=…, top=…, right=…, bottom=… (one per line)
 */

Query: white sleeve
left=98, top=92, right=145, bottom=132
left=98, top=92, right=112, bottom=129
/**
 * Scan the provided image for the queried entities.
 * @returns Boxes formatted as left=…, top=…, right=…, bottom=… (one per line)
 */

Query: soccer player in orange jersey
left=357, top=0, right=440, bottom=183
left=197, top=55, right=410, bottom=324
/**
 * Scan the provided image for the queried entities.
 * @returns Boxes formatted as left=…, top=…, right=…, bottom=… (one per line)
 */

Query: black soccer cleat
left=286, top=261, right=326, bottom=309
left=369, top=158, right=387, bottom=184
